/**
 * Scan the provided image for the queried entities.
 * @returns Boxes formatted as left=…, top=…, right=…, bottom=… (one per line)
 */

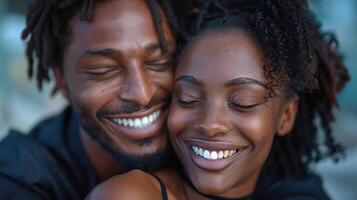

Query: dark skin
left=87, top=30, right=299, bottom=199
left=168, top=30, right=299, bottom=198
left=54, top=0, right=175, bottom=181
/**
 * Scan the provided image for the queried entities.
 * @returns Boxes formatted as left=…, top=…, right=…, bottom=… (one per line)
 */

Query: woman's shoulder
left=86, top=169, right=163, bottom=200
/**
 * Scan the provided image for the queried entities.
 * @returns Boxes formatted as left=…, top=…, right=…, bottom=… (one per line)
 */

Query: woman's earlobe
left=277, top=96, right=300, bottom=136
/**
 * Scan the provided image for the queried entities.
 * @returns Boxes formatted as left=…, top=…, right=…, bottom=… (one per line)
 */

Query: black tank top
left=150, top=173, right=169, bottom=200
left=149, top=172, right=252, bottom=200
left=149, top=169, right=329, bottom=200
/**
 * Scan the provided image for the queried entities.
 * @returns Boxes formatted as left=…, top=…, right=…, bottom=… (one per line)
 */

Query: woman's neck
left=154, top=167, right=260, bottom=200
left=178, top=168, right=259, bottom=200
left=182, top=182, right=255, bottom=200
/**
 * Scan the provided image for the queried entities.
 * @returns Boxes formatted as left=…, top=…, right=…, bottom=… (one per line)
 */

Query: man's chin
left=85, top=127, right=172, bottom=172
left=110, top=144, right=173, bottom=172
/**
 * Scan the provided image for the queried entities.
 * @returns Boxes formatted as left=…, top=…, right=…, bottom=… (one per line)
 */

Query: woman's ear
left=277, top=96, right=299, bottom=136
left=53, top=66, right=68, bottom=99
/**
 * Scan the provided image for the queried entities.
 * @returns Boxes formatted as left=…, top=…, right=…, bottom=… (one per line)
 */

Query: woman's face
left=168, top=31, right=298, bottom=197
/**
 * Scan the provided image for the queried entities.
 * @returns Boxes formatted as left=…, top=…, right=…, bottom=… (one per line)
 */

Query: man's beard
left=81, top=118, right=172, bottom=173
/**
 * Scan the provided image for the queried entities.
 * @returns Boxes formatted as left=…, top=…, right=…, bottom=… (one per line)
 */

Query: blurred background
left=0, top=0, right=356, bottom=199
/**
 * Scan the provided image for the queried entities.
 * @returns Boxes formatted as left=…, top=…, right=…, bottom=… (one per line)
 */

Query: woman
left=87, top=0, right=349, bottom=199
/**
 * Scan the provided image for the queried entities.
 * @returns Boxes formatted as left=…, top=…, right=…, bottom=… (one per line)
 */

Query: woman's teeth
left=191, top=145, right=237, bottom=160
left=112, top=109, right=161, bottom=128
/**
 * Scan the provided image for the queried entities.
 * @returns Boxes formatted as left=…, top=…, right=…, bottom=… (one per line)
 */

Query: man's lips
left=110, top=109, right=161, bottom=128
left=104, top=103, right=168, bottom=140
left=105, top=101, right=167, bottom=119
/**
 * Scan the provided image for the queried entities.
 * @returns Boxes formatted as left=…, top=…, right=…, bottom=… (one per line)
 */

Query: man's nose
left=119, top=63, right=154, bottom=106
left=194, top=104, right=232, bottom=138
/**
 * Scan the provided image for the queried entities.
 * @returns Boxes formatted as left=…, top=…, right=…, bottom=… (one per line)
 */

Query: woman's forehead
left=176, top=31, right=266, bottom=84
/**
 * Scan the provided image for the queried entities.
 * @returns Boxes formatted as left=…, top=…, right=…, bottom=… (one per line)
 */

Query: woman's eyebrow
left=174, top=75, right=203, bottom=86
left=224, top=77, right=267, bottom=88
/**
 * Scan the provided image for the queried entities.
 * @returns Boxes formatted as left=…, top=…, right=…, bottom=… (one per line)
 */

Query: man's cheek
left=68, top=87, right=97, bottom=115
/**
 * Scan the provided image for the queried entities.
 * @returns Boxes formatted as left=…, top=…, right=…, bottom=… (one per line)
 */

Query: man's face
left=60, top=0, right=175, bottom=171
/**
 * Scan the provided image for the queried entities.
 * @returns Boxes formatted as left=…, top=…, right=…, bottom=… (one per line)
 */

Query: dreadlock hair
left=178, top=0, right=350, bottom=178
left=21, top=0, right=179, bottom=91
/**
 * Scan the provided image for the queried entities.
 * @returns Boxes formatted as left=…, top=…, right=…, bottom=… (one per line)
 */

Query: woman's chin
left=190, top=175, right=233, bottom=196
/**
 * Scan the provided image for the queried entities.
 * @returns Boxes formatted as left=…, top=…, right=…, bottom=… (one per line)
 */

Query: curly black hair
left=180, top=0, right=350, bottom=178
left=21, top=0, right=180, bottom=91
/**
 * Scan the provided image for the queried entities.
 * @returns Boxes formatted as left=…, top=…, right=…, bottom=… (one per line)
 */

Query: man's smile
left=111, top=109, right=161, bottom=128
left=104, top=103, right=169, bottom=140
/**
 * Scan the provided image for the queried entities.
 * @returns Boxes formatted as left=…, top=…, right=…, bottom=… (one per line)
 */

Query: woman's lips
left=184, top=139, right=248, bottom=171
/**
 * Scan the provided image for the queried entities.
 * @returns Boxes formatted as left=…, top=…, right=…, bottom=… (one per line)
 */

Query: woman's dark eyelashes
left=176, top=96, right=201, bottom=108
left=228, top=91, right=268, bottom=112
left=229, top=102, right=259, bottom=111
left=228, top=98, right=268, bottom=112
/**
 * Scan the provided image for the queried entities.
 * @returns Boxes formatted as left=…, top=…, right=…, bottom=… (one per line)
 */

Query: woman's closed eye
left=175, top=95, right=202, bottom=108
left=228, top=88, right=268, bottom=112
left=228, top=96, right=267, bottom=112
left=229, top=101, right=261, bottom=112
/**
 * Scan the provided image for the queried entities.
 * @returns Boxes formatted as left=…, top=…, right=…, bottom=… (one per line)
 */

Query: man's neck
left=79, top=128, right=125, bottom=182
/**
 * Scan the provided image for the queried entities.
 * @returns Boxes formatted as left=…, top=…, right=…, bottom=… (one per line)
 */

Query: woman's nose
left=194, top=105, right=232, bottom=137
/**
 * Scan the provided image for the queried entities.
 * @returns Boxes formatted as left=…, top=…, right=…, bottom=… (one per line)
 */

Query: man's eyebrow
left=225, top=77, right=267, bottom=88
left=144, top=42, right=175, bottom=52
left=80, top=48, right=114, bottom=58
left=175, top=75, right=203, bottom=86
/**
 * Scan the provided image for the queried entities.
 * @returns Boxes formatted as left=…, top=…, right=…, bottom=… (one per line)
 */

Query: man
left=0, top=0, right=182, bottom=199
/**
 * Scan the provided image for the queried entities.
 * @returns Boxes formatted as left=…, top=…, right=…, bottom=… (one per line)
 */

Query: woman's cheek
left=167, top=106, right=193, bottom=136
left=237, top=113, right=275, bottom=146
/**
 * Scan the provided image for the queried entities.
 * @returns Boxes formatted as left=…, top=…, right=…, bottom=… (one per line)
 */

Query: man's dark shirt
left=253, top=170, right=331, bottom=200
left=0, top=107, right=97, bottom=200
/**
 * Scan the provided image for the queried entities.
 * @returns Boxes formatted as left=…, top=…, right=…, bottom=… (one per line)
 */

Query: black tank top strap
left=150, top=173, right=168, bottom=200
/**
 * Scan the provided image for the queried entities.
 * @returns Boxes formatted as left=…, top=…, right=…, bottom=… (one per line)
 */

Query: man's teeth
left=112, top=110, right=161, bottom=128
left=192, top=145, right=237, bottom=160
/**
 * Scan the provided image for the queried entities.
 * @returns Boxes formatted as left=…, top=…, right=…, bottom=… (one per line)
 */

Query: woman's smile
left=186, top=139, right=249, bottom=171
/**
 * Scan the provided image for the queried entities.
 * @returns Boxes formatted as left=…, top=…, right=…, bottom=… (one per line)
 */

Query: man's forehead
left=69, top=17, right=158, bottom=48
left=63, top=0, right=175, bottom=64
left=69, top=0, right=155, bottom=35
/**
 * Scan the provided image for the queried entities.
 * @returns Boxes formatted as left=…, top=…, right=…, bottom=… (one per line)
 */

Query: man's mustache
left=97, top=96, right=170, bottom=117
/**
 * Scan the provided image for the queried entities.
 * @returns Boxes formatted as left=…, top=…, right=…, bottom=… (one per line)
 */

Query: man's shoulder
left=0, top=106, right=74, bottom=171
left=0, top=130, right=61, bottom=199
left=27, top=106, right=74, bottom=143
left=0, top=129, right=55, bottom=173
left=0, top=173, right=48, bottom=200
left=0, top=107, right=91, bottom=199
